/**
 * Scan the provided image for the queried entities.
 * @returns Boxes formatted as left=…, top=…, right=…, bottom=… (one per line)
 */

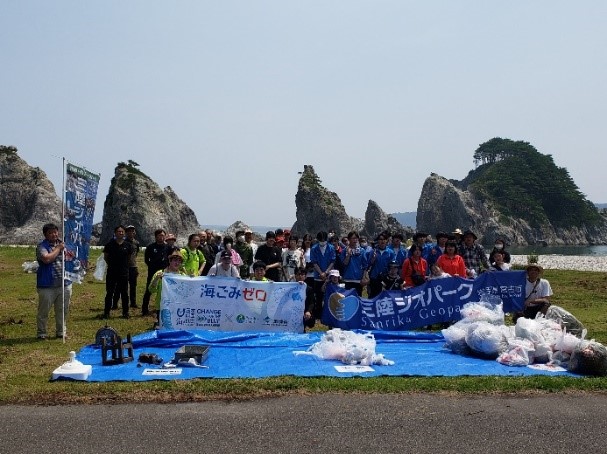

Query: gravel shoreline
left=510, top=255, right=607, bottom=272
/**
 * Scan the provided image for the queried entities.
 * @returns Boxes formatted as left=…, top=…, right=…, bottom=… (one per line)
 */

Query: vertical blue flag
left=64, top=163, right=100, bottom=283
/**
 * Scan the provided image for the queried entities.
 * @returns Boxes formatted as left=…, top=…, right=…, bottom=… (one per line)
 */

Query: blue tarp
left=69, top=329, right=578, bottom=381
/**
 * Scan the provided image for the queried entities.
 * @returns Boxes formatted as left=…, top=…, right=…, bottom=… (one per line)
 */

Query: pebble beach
left=511, top=255, right=607, bottom=272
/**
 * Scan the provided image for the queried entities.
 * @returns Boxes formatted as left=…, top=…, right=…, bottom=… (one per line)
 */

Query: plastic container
left=52, top=351, right=92, bottom=381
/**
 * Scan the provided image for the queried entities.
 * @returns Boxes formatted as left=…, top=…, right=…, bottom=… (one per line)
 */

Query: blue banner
left=64, top=163, right=100, bottom=283
left=321, top=271, right=526, bottom=331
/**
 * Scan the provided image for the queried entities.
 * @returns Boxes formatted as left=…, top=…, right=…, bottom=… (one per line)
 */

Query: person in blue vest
left=366, top=232, right=396, bottom=298
left=310, top=231, right=336, bottom=320
left=36, top=223, right=72, bottom=340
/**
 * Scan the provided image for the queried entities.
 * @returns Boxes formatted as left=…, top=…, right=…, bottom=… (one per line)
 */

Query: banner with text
left=64, top=162, right=100, bottom=283
left=321, top=271, right=526, bottom=331
left=160, top=275, right=307, bottom=333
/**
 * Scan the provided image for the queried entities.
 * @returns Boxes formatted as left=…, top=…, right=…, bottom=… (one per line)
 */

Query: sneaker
left=56, top=334, right=69, bottom=340
left=37, top=335, right=48, bottom=341
left=102, top=312, right=110, bottom=320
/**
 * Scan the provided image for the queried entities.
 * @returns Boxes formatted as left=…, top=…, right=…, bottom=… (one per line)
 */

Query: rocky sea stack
left=291, top=165, right=411, bottom=239
left=100, top=161, right=200, bottom=245
left=0, top=146, right=62, bottom=244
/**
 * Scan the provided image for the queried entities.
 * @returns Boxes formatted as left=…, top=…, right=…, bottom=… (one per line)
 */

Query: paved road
left=1, top=393, right=606, bottom=453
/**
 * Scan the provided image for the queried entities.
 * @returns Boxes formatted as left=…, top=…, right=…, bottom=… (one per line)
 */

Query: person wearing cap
left=458, top=230, right=489, bottom=278
left=451, top=228, right=464, bottom=245
left=181, top=233, right=206, bottom=276
left=214, top=236, right=243, bottom=267
left=513, top=264, right=553, bottom=322
left=251, top=260, right=270, bottom=282
left=208, top=249, right=241, bottom=278
left=113, top=225, right=140, bottom=310
left=382, top=261, right=404, bottom=290
left=165, top=233, right=177, bottom=247
left=142, top=228, right=168, bottom=316
left=148, top=247, right=186, bottom=328
left=321, top=268, right=342, bottom=294
left=254, top=231, right=283, bottom=282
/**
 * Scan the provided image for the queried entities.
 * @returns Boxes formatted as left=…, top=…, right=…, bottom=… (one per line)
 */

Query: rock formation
left=417, top=173, right=607, bottom=245
left=291, top=165, right=409, bottom=239
left=0, top=146, right=62, bottom=244
left=361, top=200, right=413, bottom=239
left=100, top=162, right=200, bottom=246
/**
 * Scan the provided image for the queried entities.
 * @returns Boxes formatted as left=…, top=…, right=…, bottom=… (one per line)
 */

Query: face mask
left=237, top=236, right=245, bottom=242
left=319, top=241, right=327, bottom=247
left=495, top=244, right=503, bottom=250
left=360, top=242, right=367, bottom=248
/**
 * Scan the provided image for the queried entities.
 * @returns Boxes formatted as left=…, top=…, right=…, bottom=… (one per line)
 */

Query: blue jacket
left=366, top=247, right=396, bottom=279
left=340, top=246, right=368, bottom=281
left=310, top=243, right=336, bottom=280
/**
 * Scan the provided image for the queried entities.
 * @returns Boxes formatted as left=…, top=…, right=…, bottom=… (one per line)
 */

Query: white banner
left=159, top=275, right=306, bottom=333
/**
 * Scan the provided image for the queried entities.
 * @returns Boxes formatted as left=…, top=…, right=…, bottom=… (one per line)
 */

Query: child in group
left=382, top=261, right=404, bottom=290
left=428, top=264, right=451, bottom=280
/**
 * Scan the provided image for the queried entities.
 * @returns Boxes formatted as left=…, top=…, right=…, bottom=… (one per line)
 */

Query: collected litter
left=22, top=261, right=39, bottom=273
left=293, top=328, right=394, bottom=366
left=442, top=300, right=607, bottom=376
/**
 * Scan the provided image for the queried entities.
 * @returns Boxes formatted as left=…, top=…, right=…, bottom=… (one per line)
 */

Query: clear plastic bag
left=22, top=261, right=39, bottom=273
left=545, top=305, right=586, bottom=338
left=465, top=322, right=510, bottom=359
left=294, top=328, right=394, bottom=366
left=442, top=321, right=472, bottom=356
left=460, top=301, right=505, bottom=325
left=93, top=255, right=106, bottom=281
left=568, top=339, right=607, bottom=376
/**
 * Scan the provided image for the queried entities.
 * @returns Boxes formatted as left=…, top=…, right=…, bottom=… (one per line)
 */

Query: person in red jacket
left=436, top=241, right=467, bottom=277
left=401, top=243, right=428, bottom=288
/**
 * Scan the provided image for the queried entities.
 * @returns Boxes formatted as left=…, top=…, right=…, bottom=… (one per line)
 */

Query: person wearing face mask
left=234, top=230, right=253, bottom=279
left=489, top=239, right=511, bottom=265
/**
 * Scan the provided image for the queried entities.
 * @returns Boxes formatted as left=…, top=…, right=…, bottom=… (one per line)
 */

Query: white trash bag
left=93, top=255, right=106, bottom=281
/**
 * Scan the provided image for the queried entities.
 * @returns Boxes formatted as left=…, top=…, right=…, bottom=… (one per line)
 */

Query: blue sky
left=2, top=1, right=606, bottom=227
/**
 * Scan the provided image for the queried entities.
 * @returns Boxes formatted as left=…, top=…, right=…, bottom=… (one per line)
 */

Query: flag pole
left=61, top=157, right=66, bottom=344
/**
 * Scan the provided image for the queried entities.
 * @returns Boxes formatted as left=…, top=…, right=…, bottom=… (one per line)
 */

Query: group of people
left=34, top=223, right=552, bottom=339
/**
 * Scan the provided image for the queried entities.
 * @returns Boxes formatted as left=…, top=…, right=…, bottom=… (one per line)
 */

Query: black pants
left=105, top=272, right=129, bottom=316
left=113, top=267, right=138, bottom=308
left=344, top=281, right=363, bottom=296
left=313, top=280, right=325, bottom=320
left=368, top=278, right=383, bottom=298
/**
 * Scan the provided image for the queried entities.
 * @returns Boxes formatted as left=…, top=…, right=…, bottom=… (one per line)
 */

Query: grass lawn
left=1, top=246, right=607, bottom=404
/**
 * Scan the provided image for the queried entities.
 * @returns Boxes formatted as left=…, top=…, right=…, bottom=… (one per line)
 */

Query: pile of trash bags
left=442, top=299, right=607, bottom=376
left=294, top=328, right=394, bottom=366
